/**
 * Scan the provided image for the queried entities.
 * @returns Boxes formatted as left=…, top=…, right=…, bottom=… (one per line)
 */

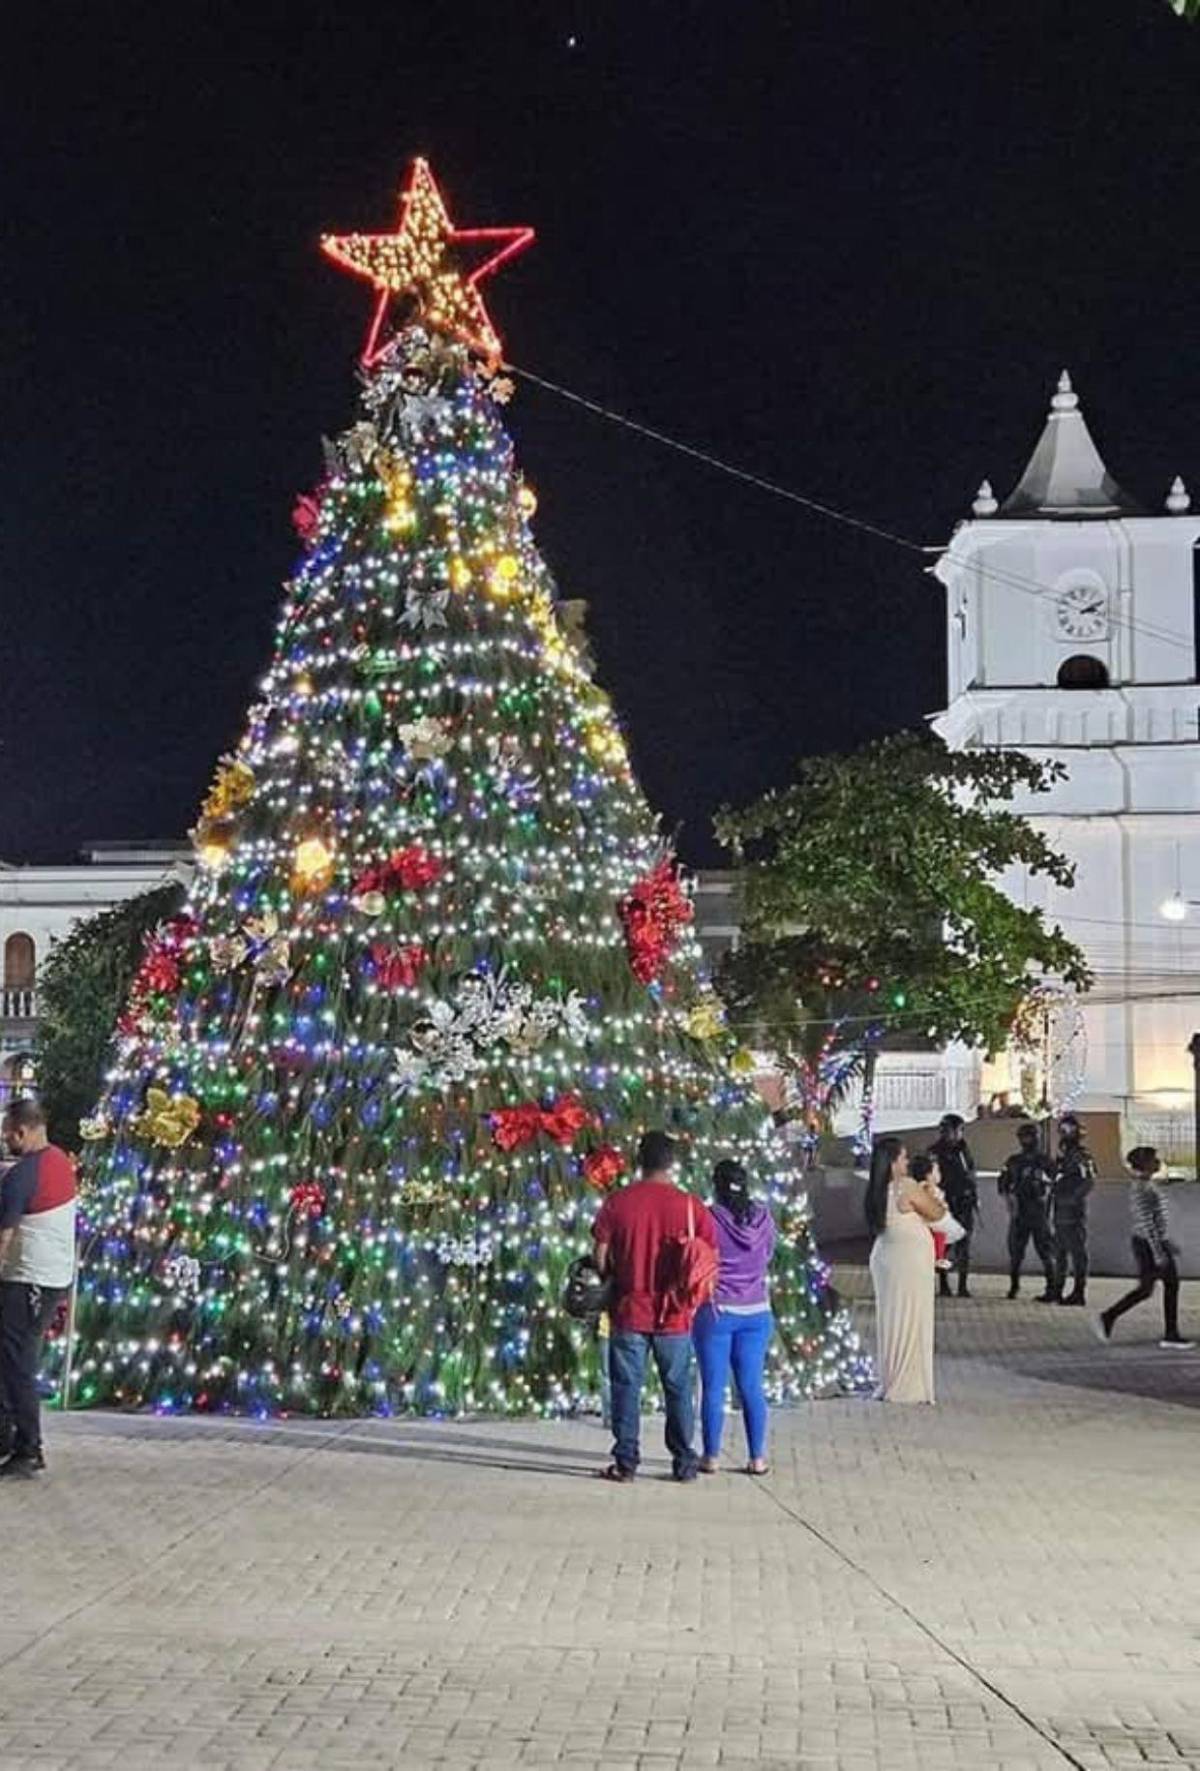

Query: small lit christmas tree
left=66, top=160, right=869, bottom=1416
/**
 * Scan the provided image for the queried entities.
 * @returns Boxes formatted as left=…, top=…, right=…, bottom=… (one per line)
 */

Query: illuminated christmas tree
left=66, top=160, right=869, bottom=1416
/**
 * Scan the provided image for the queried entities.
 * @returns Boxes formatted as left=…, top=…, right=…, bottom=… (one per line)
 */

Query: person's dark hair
left=712, top=1158, right=752, bottom=1223
left=1059, top=1113, right=1080, bottom=1131
left=865, top=1137, right=905, bottom=1239
left=909, top=1154, right=935, bottom=1183
left=637, top=1129, right=677, bottom=1175
left=3, top=1097, right=46, bottom=1132
left=1125, top=1145, right=1160, bottom=1175
left=1018, top=1122, right=1039, bottom=1145
left=939, top=1114, right=964, bottom=1131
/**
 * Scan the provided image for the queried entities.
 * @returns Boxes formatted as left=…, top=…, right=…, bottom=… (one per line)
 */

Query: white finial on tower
left=1051, top=370, right=1078, bottom=413
left=1165, top=475, right=1191, bottom=515
left=972, top=479, right=998, bottom=517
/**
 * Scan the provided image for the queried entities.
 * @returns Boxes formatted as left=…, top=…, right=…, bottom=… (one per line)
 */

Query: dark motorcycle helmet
left=562, top=1256, right=613, bottom=1320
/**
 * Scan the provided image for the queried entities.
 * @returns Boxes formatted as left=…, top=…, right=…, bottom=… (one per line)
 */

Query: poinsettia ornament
left=583, top=1146, right=626, bottom=1192
left=289, top=1180, right=327, bottom=1219
left=366, top=941, right=427, bottom=991
left=618, top=856, right=693, bottom=984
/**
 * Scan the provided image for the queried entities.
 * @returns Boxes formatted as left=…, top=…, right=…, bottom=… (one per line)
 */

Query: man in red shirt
left=0, top=1097, right=77, bottom=1479
left=593, top=1130, right=717, bottom=1482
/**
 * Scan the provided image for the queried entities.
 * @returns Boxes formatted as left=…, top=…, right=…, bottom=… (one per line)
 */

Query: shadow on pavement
left=54, top=1409, right=625, bottom=1475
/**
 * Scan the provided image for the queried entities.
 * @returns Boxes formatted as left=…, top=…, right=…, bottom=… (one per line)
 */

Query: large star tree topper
left=321, top=158, right=534, bottom=367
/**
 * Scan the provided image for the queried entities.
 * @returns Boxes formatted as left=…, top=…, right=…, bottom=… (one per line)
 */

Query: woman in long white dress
left=866, top=1137, right=942, bottom=1403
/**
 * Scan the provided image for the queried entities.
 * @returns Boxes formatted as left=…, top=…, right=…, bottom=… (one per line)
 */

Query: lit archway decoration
left=1011, top=983, right=1087, bottom=1118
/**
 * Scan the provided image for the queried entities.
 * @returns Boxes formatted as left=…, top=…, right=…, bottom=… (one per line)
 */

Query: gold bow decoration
left=192, top=755, right=256, bottom=872
left=134, top=1088, right=202, bottom=1150
left=200, top=755, right=256, bottom=824
left=683, top=995, right=726, bottom=1041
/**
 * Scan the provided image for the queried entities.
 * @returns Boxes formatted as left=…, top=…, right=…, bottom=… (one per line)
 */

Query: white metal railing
left=0, top=989, right=37, bottom=1020
left=871, top=1070, right=954, bottom=1113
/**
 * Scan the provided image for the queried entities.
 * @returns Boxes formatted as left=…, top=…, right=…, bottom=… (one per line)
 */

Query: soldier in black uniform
left=1051, top=1113, right=1096, bottom=1307
left=928, top=1114, right=979, bottom=1298
left=998, top=1123, right=1056, bottom=1300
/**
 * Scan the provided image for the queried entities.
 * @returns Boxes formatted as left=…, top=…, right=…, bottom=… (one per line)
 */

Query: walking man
left=0, top=1098, right=77, bottom=1478
left=592, top=1130, right=716, bottom=1483
left=998, top=1123, right=1057, bottom=1300
left=1051, top=1113, right=1095, bottom=1307
left=928, top=1114, right=978, bottom=1298
left=1095, top=1147, right=1194, bottom=1349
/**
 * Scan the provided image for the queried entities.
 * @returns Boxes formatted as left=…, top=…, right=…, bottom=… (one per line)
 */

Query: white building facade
left=931, top=373, right=1200, bottom=1153
left=0, top=844, right=189, bottom=1100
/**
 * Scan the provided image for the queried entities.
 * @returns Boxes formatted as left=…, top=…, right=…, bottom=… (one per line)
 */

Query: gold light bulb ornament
left=293, top=835, right=335, bottom=891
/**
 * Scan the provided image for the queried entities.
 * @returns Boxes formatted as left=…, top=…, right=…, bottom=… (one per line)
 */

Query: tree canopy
left=714, top=731, right=1091, bottom=1135
left=35, top=882, right=184, bottom=1149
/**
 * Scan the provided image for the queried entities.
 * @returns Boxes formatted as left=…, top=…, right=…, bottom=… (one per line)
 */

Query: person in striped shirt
left=1094, top=1147, right=1194, bottom=1350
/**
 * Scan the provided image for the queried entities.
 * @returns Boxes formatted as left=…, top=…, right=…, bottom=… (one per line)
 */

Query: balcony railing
left=0, top=989, right=38, bottom=1020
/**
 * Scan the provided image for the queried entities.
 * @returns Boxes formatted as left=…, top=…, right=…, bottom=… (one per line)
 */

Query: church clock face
left=1054, top=581, right=1109, bottom=641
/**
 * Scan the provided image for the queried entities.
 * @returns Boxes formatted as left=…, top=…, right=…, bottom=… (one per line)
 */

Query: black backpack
left=562, top=1256, right=614, bottom=1321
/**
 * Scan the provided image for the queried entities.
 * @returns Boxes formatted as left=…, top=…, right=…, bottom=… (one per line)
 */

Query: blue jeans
left=608, top=1330, right=698, bottom=1478
left=597, top=1329, right=612, bottom=1429
left=692, top=1304, right=774, bottom=1462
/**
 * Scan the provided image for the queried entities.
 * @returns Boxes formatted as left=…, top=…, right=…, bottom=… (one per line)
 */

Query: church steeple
left=997, top=371, right=1141, bottom=519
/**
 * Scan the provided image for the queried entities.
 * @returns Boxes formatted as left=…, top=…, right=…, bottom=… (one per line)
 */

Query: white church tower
left=932, top=372, right=1200, bottom=1150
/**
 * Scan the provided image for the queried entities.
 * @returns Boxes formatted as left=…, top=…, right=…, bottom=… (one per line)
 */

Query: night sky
left=4, top=2, right=1199, bottom=865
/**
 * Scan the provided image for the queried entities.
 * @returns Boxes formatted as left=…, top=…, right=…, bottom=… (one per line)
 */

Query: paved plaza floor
left=3, top=1270, right=1199, bottom=1770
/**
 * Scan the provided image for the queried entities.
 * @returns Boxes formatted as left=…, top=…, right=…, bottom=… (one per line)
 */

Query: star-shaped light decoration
left=321, top=158, right=534, bottom=367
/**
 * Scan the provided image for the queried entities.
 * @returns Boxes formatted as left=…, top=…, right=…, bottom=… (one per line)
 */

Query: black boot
left=938, top=1274, right=953, bottom=1298
left=958, top=1282, right=972, bottom=1299
left=1060, top=1289, right=1086, bottom=1307
left=1007, top=1280, right=1020, bottom=1300
left=1035, top=1290, right=1058, bottom=1303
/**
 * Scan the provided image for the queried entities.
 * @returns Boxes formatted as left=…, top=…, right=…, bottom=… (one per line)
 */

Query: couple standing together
left=592, top=1131, right=776, bottom=1483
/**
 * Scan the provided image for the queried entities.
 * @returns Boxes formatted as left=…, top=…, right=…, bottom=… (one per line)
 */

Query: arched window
left=1056, top=654, right=1110, bottom=690
left=4, top=933, right=36, bottom=991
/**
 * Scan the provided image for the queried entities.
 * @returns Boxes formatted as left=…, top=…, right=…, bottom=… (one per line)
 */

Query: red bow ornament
left=352, top=845, right=444, bottom=902
left=540, top=1092, right=594, bottom=1147
left=490, top=1104, right=545, bottom=1152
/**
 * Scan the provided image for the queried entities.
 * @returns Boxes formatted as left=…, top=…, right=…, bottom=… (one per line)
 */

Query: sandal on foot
left=746, top=1462, right=770, bottom=1477
left=597, top=1463, right=635, bottom=1483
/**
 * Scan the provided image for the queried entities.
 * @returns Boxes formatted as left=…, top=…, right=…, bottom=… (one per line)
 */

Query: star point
left=322, top=158, right=534, bottom=366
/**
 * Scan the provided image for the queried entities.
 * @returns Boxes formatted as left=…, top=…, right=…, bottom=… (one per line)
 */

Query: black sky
left=4, top=1, right=1199, bottom=865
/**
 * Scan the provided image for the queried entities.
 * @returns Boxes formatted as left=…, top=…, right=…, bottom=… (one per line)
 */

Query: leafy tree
left=35, top=883, right=184, bottom=1149
left=714, top=732, right=1091, bottom=1146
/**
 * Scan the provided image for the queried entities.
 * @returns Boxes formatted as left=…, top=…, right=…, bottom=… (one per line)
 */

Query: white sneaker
left=1091, top=1315, right=1112, bottom=1344
left=1158, top=1338, right=1196, bottom=1350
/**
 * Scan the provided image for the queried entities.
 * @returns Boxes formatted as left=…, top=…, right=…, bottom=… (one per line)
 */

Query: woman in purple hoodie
left=692, top=1159, right=777, bottom=1474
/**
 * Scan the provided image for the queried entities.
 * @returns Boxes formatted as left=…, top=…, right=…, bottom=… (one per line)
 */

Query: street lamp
left=1159, top=892, right=1198, bottom=922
